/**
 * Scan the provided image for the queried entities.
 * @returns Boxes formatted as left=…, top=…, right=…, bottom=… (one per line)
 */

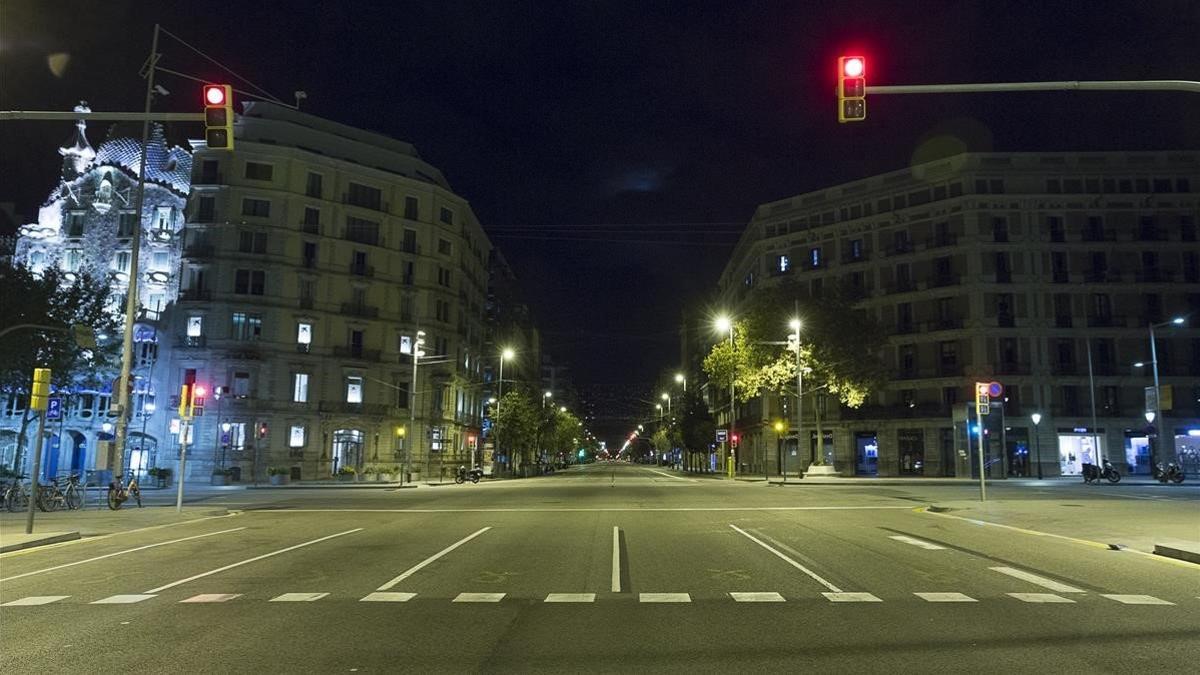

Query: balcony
left=930, top=274, right=959, bottom=288
left=1082, top=229, right=1116, bottom=242
left=995, top=269, right=1012, bottom=284
left=896, top=368, right=924, bottom=380
left=927, top=234, right=958, bottom=249
left=890, top=280, right=916, bottom=294
left=894, top=322, right=916, bottom=335
left=301, top=222, right=321, bottom=235
left=937, top=363, right=963, bottom=376
left=179, top=289, right=212, bottom=302
left=340, top=302, right=379, bottom=318
left=299, top=296, right=314, bottom=309
left=349, top=263, right=375, bottom=277
left=1086, top=315, right=1119, bottom=328
left=343, top=229, right=380, bottom=246
left=885, top=241, right=914, bottom=256
left=182, top=244, right=214, bottom=259
left=996, top=314, right=1016, bottom=328
left=1053, top=361, right=1078, bottom=375
left=226, top=346, right=262, bottom=361
left=1083, top=269, right=1121, bottom=283
left=1055, top=315, right=1073, bottom=328
left=177, top=335, right=206, bottom=348
left=333, top=346, right=381, bottom=361
left=1136, top=269, right=1173, bottom=283
left=1138, top=228, right=1167, bottom=242
left=1052, top=270, right=1069, bottom=283
left=995, top=361, right=1031, bottom=375
left=318, top=401, right=389, bottom=416
left=927, top=318, right=964, bottom=331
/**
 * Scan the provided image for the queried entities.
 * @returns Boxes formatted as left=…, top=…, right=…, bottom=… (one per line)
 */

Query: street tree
left=1, top=264, right=121, bottom=472
left=679, top=392, right=716, bottom=471
left=492, top=390, right=538, bottom=474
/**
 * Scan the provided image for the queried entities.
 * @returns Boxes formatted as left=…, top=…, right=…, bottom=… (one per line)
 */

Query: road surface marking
left=270, top=593, right=329, bottom=602
left=1008, top=593, right=1075, bottom=603
left=545, top=593, right=596, bottom=603
left=1, top=595, right=68, bottom=606
left=1102, top=594, right=1174, bottom=605
left=639, top=593, right=691, bottom=603
left=915, top=592, right=976, bottom=602
left=145, top=528, right=362, bottom=594
left=728, top=524, right=843, bottom=593
left=989, top=567, right=1085, bottom=593
left=360, top=592, right=416, bottom=602
left=180, top=594, right=241, bottom=603
left=259, top=506, right=915, bottom=513
left=611, top=526, right=621, bottom=592
left=0, top=512, right=242, bottom=559
left=730, top=592, right=785, bottom=602
left=888, top=535, right=945, bottom=550
left=1, top=527, right=246, bottom=582
left=91, top=594, right=156, bottom=604
left=376, top=527, right=491, bottom=591
left=453, top=592, right=505, bottom=603
left=823, top=592, right=882, bottom=602
left=641, top=467, right=693, bottom=482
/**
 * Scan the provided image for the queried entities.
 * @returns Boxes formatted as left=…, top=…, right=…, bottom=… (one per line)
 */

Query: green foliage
left=266, top=466, right=290, bottom=476
left=336, top=466, right=357, bottom=475
left=679, top=392, right=716, bottom=452
left=547, top=408, right=583, bottom=456
left=493, top=390, right=539, bottom=464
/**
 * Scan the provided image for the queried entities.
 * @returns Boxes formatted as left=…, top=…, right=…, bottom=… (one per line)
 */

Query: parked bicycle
left=3, top=474, right=30, bottom=512
left=107, top=472, right=142, bottom=510
left=37, top=474, right=83, bottom=511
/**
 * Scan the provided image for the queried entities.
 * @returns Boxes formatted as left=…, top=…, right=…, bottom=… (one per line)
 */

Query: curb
left=0, top=531, right=82, bottom=553
left=1153, top=542, right=1200, bottom=565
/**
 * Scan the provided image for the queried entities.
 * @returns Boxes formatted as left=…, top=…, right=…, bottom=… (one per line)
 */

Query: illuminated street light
left=1030, top=412, right=1043, bottom=479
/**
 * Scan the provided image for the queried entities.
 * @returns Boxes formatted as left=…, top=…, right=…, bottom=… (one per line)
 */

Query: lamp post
left=656, top=403, right=663, bottom=423
left=1147, top=316, right=1185, bottom=468
left=411, top=330, right=425, bottom=482
left=1144, top=410, right=1157, bottom=473
left=715, top=315, right=735, bottom=478
left=661, top=392, right=671, bottom=418
left=675, top=372, right=686, bottom=393
left=1030, top=412, right=1043, bottom=480
left=496, top=347, right=513, bottom=475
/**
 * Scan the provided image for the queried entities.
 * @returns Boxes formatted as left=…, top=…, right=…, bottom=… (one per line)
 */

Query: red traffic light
left=193, top=385, right=207, bottom=398
left=842, top=56, right=864, bottom=78
left=204, top=85, right=227, bottom=106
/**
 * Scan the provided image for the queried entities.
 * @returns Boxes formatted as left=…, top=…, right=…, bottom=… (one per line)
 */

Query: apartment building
left=709, top=152, right=1200, bottom=478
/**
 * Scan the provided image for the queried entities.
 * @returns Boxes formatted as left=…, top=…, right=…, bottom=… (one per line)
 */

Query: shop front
left=855, top=431, right=878, bottom=476
left=1056, top=427, right=1105, bottom=476
left=1122, top=430, right=1152, bottom=475
left=897, top=429, right=924, bottom=475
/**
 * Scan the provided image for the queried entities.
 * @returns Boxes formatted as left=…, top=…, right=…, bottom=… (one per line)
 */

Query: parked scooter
left=454, top=466, right=483, bottom=484
left=1081, top=459, right=1121, bottom=484
left=1152, top=462, right=1186, bottom=484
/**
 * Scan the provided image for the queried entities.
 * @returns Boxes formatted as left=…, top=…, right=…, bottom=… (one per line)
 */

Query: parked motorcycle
left=1152, top=462, right=1186, bottom=484
left=454, top=467, right=483, bottom=484
left=1081, top=459, right=1121, bottom=484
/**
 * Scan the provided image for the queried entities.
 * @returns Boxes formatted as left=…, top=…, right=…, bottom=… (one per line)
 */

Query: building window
left=299, top=278, right=315, bottom=305
left=302, top=241, right=317, bottom=268
left=233, top=372, right=251, bottom=399
left=438, top=238, right=452, bottom=255
left=293, top=373, right=309, bottom=403
left=402, top=229, right=417, bottom=253
left=394, top=376, right=409, bottom=409
left=303, top=207, right=320, bottom=229
left=346, top=376, right=363, bottom=403
left=244, top=162, right=273, bottom=181
left=297, top=322, right=312, bottom=346
left=810, top=247, right=822, bottom=268
left=345, top=216, right=380, bottom=245
left=118, top=211, right=137, bottom=237
left=404, top=196, right=419, bottom=220
left=437, top=267, right=452, bottom=287
left=196, top=196, right=215, bottom=222
left=154, top=206, right=173, bottom=231
left=939, top=341, right=958, bottom=367
left=992, top=217, right=1009, bottom=242
left=1048, top=216, right=1065, bottom=242
left=187, top=316, right=203, bottom=337
left=241, top=198, right=270, bottom=218
left=227, top=422, right=247, bottom=451
left=439, top=207, right=453, bottom=224
left=776, top=254, right=790, bottom=273
left=231, top=312, right=263, bottom=341
left=289, top=425, right=306, bottom=448
left=65, top=211, right=86, bottom=237
left=347, top=182, right=382, bottom=210
left=114, top=251, right=132, bottom=274
left=849, top=239, right=864, bottom=260
left=234, top=269, right=266, bottom=295
left=239, top=230, right=268, bottom=254
left=200, top=159, right=219, bottom=183
left=62, top=248, right=83, bottom=272
left=152, top=251, right=170, bottom=271
left=305, top=172, right=322, bottom=198
left=400, top=335, right=412, bottom=355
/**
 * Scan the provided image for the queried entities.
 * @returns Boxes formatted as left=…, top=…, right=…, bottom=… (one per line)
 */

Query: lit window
left=293, top=373, right=309, bottom=403
left=187, top=316, right=203, bottom=337
left=155, top=206, right=173, bottom=231
left=297, top=322, right=312, bottom=345
left=289, top=425, right=306, bottom=448
left=399, top=335, right=412, bottom=355
left=346, top=376, right=363, bottom=403
left=810, top=247, right=822, bottom=267
left=777, top=255, right=790, bottom=273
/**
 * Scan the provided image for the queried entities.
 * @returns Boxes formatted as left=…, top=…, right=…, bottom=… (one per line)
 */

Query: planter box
left=336, top=474, right=355, bottom=482
left=210, top=474, right=231, bottom=486
left=378, top=473, right=396, bottom=483
left=269, top=474, right=290, bottom=486
left=362, top=474, right=379, bottom=483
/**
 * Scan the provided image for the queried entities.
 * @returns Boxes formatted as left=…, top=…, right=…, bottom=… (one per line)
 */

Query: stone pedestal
left=804, top=464, right=840, bottom=477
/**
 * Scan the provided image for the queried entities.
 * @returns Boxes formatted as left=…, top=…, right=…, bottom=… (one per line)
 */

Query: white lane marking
left=453, top=593, right=505, bottom=603
left=728, top=524, right=843, bottom=593
left=888, top=535, right=945, bottom=550
left=252, top=506, right=916, bottom=513
left=1102, top=594, right=1174, bottom=605
left=641, top=467, right=693, bottom=482
left=611, top=526, right=621, bottom=593
left=0, top=512, right=241, bottom=558
left=1, top=595, right=69, bottom=606
left=823, top=592, right=882, bottom=603
left=989, top=567, right=1085, bottom=593
left=91, top=594, right=156, bottom=604
left=270, top=592, right=328, bottom=602
left=376, top=527, right=490, bottom=591
left=145, top=528, right=362, bottom=594
left=360, top=592, right=416, bottom=602
left=915, top=592, right=976, bottom=603
left=545, top=593, right=596, bottom=603
left=730, top=592, right=785, bottom=602
left=639, top=593, right=691, bottom=603
left=1008, top=593, right=1075, bottom=603
left=1, top=527, right=246, bottom=582
left=180, top=593, right=241, bottom=603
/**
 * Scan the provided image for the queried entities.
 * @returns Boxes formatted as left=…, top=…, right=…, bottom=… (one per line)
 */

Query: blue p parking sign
left=46, top=397, right=63, bottom=420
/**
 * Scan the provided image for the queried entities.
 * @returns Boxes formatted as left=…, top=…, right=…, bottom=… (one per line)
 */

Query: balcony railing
left=1053, top=362, right=1078, bottom=375
left=340, top=303, right=379, bottom=318
left=332, top=346, right=381, bottom=361
left=1086, top=315, right=1119, bottom=328
left=996, top=314, right=1016, bottom=328
left=301, top=222, right=320, bottom=235
left=317, top=401, right=389, bottom=416
left=1084, top=269, right=1122, bottom=283
left=179, top=289, right=212, bottom=302
left=930, top=274, right=959, bottom=288
left=1082, top=229, right=1116, bottom=242
left=995, top=361, right=1031, bottom=375
left=885, top=241, right=914, bottom=256
left=995, top=269, right=1012, bottom=283
left=890, top=280, right=916, bottom=294
left=1052, top=270, right=1070, bottom=283
left=178, top=335, right=206, bottom=348
left=349, top=263, right=375, bottom=277
left=894, top=322, right=916, bottom=335
left=937, top=363, right=963, bottom=376
left=1136, top=269, right=1173, bottom=282
left=299, top=296, right=315, bottom=309
left=927, top=234, right=958, bottom=248
left=927, top=318, right=964, bottom=331
left=182, top=244, right=214, bottom=258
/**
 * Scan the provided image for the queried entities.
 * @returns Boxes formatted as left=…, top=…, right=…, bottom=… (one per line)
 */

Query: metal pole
left=411, top=345, right=419, bottom=483
left=1034, top=421, right=1043, bottom=480
left=24, top=411, right=47, bottom=534
left=112, top=24, right=161, bottom=483
left=865, top=79, right=1200, bottom=95
left=1149, top=324, right=1164, bottom=468
left=728, top=327, right=735, bottom=479
left=1086, top=339, right=1102, bottom=467
left=977, top=406, right=987, bottom=502
left=176, top=418, right=188, bottom=512
left=497, top=356, right=504, bottom=475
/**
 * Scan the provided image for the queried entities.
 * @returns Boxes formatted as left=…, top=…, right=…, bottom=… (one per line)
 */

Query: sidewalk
left=0, top=504, right=229, bottom=553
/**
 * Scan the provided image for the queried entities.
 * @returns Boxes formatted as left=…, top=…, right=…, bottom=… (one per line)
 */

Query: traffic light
left=178, top=384, right=207, bottom=418
left=731, top=434, right=740, bottom=448
left=30, top=368, right=52, bottom=411
left=203, top=84, right=234, bottom=150
left=838, top=56, right=866, bottom=123
left=178, top=384, right=192, bottom=418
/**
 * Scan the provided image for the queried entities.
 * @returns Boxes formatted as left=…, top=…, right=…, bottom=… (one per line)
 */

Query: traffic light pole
left=865, top=79, right=1200, bottom=95
left=177, top=418, right=189, bottom=513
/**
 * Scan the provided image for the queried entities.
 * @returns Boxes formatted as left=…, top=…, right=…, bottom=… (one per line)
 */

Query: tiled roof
left=93, top=124, right=192, bottom=195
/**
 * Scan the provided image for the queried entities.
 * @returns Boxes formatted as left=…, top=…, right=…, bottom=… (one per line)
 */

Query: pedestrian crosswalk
left=2, top=590, right=1190, bottom=608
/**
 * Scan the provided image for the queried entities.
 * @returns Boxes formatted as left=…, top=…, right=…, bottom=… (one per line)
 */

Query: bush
left=336, top=466, right=356, bottom=476
left=267, top=466, right=290, bottom=476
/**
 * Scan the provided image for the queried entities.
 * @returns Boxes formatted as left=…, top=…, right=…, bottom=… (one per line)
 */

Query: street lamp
left=661, top=392, right=671, bottom=417
left=675, top=372, right=686, bottom=393
left=656, top=402, right=663, bottom=422
left=542, top=390, right=552, bottom=409
left=1147, top=316, right=1186, bottom=468
left=788, top=318, right=803, bottom=482
left=1030, top=412, right=1043, bottom=480
left=714, top=315, right=735, bottom=477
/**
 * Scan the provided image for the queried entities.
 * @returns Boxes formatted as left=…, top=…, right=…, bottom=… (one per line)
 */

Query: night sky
left=3, top=1, right=1199, bottom=437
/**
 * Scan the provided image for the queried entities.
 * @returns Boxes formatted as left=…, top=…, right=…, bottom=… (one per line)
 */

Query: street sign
left=715, top=429, right=728, bottom=443
left=1144, top=386, right=1158, bottom=413
left=46, top=397, right=63, bottom=420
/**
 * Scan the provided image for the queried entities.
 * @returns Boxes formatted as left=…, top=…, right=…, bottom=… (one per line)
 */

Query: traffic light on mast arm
left=203, top=84, right=234, bottom=150
left=838, top=56, right=866, bottom=123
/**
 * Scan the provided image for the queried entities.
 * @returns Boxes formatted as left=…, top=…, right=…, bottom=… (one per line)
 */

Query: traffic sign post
left=715, top=429, right=728, bottom=444
left=46, top=397, right=63, bottom=421
left=974, top=382, right=1002, bottom=502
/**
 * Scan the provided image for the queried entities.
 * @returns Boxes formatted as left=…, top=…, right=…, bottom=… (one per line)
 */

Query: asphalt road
left=2, top=463, right=1197, bottom=674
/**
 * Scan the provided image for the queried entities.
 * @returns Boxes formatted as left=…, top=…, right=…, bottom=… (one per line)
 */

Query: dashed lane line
left=453, top=593, right=505, bottom=603
left=915, top=592, right=976, bottom=602
left=730, top=592, right=785, bottom=602
left=0, top=595, right=69, bottom=606
left=728, top=523, right=843, bottom=593
left=888, top=535, right=946, bottom=550
left=91, top=594, right=156, bottom=604
left=823, top=592, right=882, bottom=603
left=360, top=592, right=416, bottom=602
left=1101, top=594, right=1175, bottom=605
left=144, top=528, right=362, bottom=594
left=639, top=593, right=691, bottom=603
left=988, top=567, right=1085, bottom=593
left=1008, top=593, right=1075, bottom=603
left=180, top=594, right=241, bottom=603
left=611, top=526, right=621, bottom=593
left=270, top=593, right=329, bottom=602
left=545, top=593, right=596, bottom=603
left=376, top=527, right=491, bottom=591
